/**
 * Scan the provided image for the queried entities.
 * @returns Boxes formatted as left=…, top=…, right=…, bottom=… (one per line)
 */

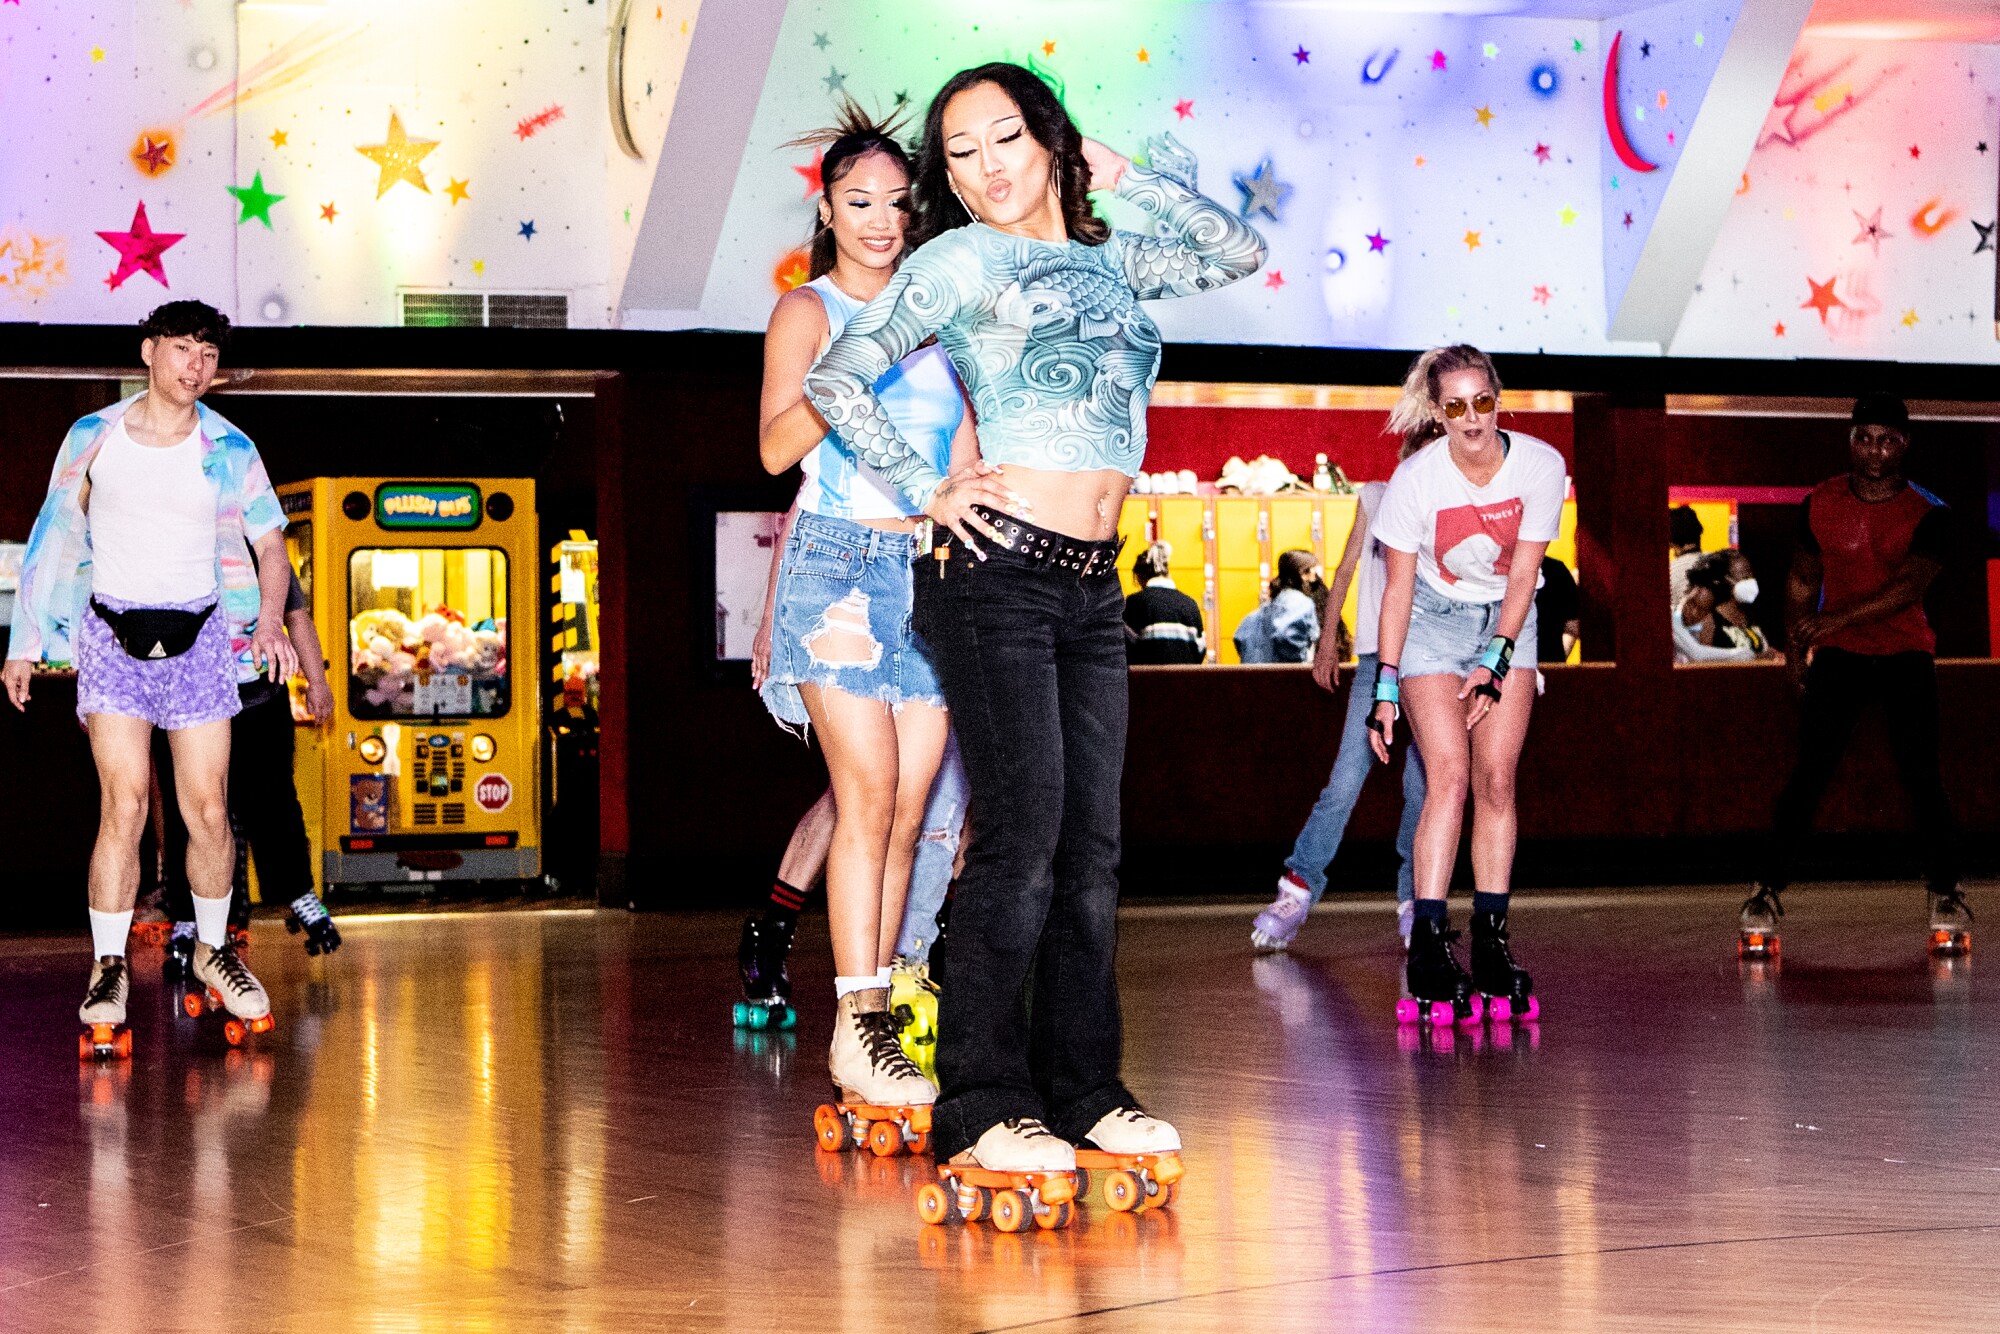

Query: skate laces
left=207, top=942, right=258, bottom=996
left=290, top=892, right=330, bottom=925
left=999, top=1117, right=1059, bottom=1142
left=86, top=959, right=126, bottom=1006
left=857, top=1009, right=926, bottom=1078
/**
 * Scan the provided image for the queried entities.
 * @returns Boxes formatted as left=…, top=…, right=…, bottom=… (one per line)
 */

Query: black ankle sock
left=1473, top=891, right=1510, bottom=916
left=766, top=879, right=805, bottom=928
left=1414, top=899, right=1447, bottom=924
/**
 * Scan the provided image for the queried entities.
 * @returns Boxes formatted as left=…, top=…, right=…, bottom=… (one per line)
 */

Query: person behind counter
left=1124, top=542, right=1206, bottom=664
left=1234, top=550, right=1323, bottom=664
left=1673, top=549, right=1775, bottom=664
left=1669, top=504, right=1706, bottom=611
left=4, top=299, right=296, bottom=1055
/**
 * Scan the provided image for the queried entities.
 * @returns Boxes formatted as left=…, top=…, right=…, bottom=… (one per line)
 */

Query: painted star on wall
left=1137, top=47, right=1150, bottom=63
left=518, top=220, right=537, bottom=240
left=1366, top=230, right=1390, bottom=252
left=1234, top=159, right=1292, bottom=221
left=1463, top=231, right=1482, bottom=250
left=1042, top=40, right=1056, bottom=57
left=1801, top=275, right=1847, bottom=324
left=227, top=172, right=285, bottom=228
left=1292, top=45, right=1310, bottom=65
left=446, top=178, right=470, bottom=205
left=1974, top=219, right=1997, bottom=255
left=320, top=202, right=338, bottom=223
left=1639, top=40, right=1652, bottom=57
left=1901, top=308, right=1919, bottom=327
left=1532, top=143, right=1551, bottom=163
left=1531, top=285, right=1551, bottom=305
left=1265, top=270, right=1284, bottom=289
left=812, top=32, right=830, bottom=50
left=822, top=67, right=846, bottom=93
left=1558, top=205, right=1579, bottom=227
left=357, top=111, right=438, bottom=198
left=794, top=150, right=823, bottom=198
left=133, top=136, right=173, bottom=175
left=1484, top=43, right=1499, bottom=59
left=1174, top=99, right=1194, bottom=120
left=1430, top=50, right=1447, bottom=71
left=1851, top=207, right=1892, bottom=254
left=1475, top=106, right=1495, bottom=128
left=97, top=201, right=183, bottom=291
left=1774, top=322, right=1786, bottom=337
left=269, top=129, right=288, bottom=148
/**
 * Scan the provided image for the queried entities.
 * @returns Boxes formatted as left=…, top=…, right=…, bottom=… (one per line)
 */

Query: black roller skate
left=1398, top=912, right=1482, bottom=1028
left=1471, top=909, right=1539, bottom=1022
left=1738, top=883, right=1783, bottom=961
left=161, top=927, right=195, bottom=982
left=1928, top=886, right=1972, bottom=957
left=285, top=892, right=343, bottom=956
left=732, top=913, right=797, bottom=1030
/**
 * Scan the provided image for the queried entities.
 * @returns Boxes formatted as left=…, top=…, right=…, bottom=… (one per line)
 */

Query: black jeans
left=1766, top=648, right=1958, bottom=893
left=160, top=689, right=315, bottom=919
left=914, top=536, right=1136, bottom=1161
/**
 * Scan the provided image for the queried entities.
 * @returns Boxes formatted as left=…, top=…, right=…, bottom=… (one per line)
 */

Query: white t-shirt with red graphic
left=1374, top=432, right=1567, bottom=604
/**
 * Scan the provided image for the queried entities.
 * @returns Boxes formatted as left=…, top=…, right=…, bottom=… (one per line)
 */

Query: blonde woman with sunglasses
left=1366, top=346, right=1566, bottom=1030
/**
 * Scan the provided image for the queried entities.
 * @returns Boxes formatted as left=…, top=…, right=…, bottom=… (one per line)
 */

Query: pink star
left=96, top=201, right=183, bottom=291
left=1532, top=142, right=1552, bottom=163
left=1531, top=285, right=1551, bottom=305
left=1293, top=46, right=1310, bottom=65
left=1366, top=230, right=1389, bottom=252
left=1174, top=98, right=1194, bottom=120
left=1265, top=270, right=1285, bottom=289
left=1909, top=144, right=1921, bottom=159
left=1430, top=49, right=1447, bottom=71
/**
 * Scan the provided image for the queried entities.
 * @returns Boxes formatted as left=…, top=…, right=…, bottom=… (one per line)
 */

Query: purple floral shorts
left=76, top=592, right=241, bottom=731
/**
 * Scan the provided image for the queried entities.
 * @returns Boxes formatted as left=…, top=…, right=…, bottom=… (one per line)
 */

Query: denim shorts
left=760, top=511, right=946, bottom=732
left=1400, top=580, right=1539, bottom=681
left=76, top=591, right=242, bottom=731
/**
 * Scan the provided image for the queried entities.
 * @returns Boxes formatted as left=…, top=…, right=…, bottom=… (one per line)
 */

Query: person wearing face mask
left=1739, top=394, right=1967, bottom=961
left=1672, top=549, right=1774, bottom=664
left=1367, top=346, right=1566, bottom=1031
left=806, top=62, right=1263, bottom=1188
left=754, top=101, right=984, bottom=1122
left=1233, top=550, right=1323, bottom=664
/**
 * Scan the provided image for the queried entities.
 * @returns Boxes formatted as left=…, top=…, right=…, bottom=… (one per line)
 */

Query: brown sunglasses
left=1442, top=392, right=1498, bottom=420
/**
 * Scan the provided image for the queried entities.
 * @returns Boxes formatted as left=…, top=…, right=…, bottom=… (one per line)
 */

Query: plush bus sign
left=375, top=483, right=483, bottom=530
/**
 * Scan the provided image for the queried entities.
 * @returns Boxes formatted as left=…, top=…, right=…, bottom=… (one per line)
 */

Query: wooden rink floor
left=3, top=886, right=1998, bottom=1332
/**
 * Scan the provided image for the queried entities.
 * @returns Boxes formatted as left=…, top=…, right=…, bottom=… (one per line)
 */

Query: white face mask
left=1733, top=578, right=1760, bottom=605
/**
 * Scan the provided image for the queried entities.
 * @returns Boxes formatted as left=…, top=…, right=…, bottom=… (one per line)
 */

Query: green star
left=227, top=171, right=285, bottom=229
left=1571, top=37, right=1585, bottom=54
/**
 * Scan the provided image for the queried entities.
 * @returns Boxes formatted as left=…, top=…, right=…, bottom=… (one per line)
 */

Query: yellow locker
left=1214, top=498, right=1263, bottom=665
left=1117, top=497, right=1152, bottom=596
left=1321, top=496, right=1361, bottom=655
left=1156, top=496, right=1208, bottom=606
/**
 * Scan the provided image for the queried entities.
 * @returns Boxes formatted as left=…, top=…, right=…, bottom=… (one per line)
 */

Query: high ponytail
left=783, top=98, right=914, bottom=280
left=1386, top=344, right=1503, bottom=443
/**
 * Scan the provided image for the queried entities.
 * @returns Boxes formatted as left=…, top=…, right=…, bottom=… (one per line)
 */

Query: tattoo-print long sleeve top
left=804, top=162, right=1265, bottom=511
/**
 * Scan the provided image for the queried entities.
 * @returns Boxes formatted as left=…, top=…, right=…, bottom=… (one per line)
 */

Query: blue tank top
left=797, top=275, right=962, bottom=521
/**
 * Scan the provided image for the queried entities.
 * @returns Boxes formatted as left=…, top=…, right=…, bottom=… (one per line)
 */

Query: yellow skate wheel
left=916, top=1183, right=956, bottom=1226
left=1035, top=1199, right=1073, bottom=1230
left=814, top=1104, right=851, bottom=1153
left=991, top=1189, right=1030, bottom=1233
left=1105, top=1170, right=1142, bottom=1212
left=867, top=1119, right=904, bottom=1158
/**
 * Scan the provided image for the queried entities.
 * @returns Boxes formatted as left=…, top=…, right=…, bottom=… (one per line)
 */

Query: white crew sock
left=877, top=965, right=894, bottom=986
left=88, top=908, right=134, bottom=960
left=191, top=893, right=231, bottom=949
left=835, top=974, right=882, bottom=1000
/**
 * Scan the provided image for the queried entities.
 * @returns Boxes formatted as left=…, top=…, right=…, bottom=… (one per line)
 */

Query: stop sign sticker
left=474, top=773, right=513, bottom=813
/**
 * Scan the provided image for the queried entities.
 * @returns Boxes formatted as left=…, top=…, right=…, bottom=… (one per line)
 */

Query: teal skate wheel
left=778, top=1006, right=797, bottom=1030
left=731, top=1002, right=749, bottom=1027
left=746, top=1005, right=771, bottom=1031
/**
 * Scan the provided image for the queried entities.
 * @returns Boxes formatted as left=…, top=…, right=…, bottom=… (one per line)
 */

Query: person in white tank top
left=87, top=416, right=219, bottom=605
left=742, top=104, right=982, bottom=1114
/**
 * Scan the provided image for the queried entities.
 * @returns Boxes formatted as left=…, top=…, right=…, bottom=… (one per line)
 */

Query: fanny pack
left=90, top=599, right=217, bottom=660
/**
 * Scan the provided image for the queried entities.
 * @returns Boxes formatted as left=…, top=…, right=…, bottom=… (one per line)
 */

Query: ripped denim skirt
left=760, top=510, right=946, bottom=734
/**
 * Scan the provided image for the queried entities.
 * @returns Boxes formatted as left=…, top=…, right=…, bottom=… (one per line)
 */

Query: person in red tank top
left=1738, top=394, right=1967, bottom=961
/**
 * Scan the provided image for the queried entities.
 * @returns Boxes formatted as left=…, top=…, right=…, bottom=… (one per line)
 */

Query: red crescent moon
left=1603, top=31, right=1659, bottom=174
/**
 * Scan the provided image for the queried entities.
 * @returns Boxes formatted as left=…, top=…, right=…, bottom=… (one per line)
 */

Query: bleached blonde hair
left=1385, top=344, right=1503, bottom=444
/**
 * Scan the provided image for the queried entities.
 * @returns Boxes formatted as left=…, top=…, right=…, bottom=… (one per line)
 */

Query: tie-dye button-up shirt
left=5, top=393, right=286, bottom=681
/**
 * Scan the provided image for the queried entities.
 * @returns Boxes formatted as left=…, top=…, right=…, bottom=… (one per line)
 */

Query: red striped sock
left=768, top=878, right=807, bottom=915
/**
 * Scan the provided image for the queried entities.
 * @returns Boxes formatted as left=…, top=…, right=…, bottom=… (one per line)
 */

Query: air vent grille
left=399, top=290, right=568, bottom=329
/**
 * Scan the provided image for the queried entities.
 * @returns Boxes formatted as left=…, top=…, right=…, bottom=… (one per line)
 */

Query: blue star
left=518, top=220, right=537, bottom=240
left=823, top=66, right=846, bottom=94
left=1233, top=158, right=1293, bottom=222
left=813, top=32, right=831, bottom=51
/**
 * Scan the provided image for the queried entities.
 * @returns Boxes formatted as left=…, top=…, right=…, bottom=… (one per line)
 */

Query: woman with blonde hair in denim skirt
left=757, top=102, right=978, bottom=1109
left=1367, top=345, right=1566, bottom=1028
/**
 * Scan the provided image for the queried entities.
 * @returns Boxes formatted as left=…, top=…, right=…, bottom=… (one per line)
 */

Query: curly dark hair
left=1687, top=548, right=1741, bottom=599
left=909, top=62, right=1109, bottom=249
left=783, top=98, right=914, bottom=280
left=140, top=300, right=230, bottom=350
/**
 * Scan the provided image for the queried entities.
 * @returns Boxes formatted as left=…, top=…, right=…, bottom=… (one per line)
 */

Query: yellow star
left=446, top=177, right=471, bottom=205
left=471, top=259, right=486, bottom=276
left=1559, top=205, right=1579, bottom=227
left=270, top=128, right=289, bottom=148
left=1136, top=47, right=1150, bottom=63
left=356, top=110, right=438, bottom=199
left=1474, top=105, right=1495, bottom=128
left=1902, top=308, right=1919, bottom=327
left=1464, top=230, right=1482, bottom=250
left=89, top=46, right=106, bottom=63
left=1414, top=156, right=1426, bottom=168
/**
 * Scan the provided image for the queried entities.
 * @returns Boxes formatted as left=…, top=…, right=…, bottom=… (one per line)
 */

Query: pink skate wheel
left=1461, top=994, right=1484, bottom=1027
left=1396, top=998, right=1420, bottom=1025
left=1428, top=1002, right=1453, bottom=1029
left=1521, top=996, right=1541, bottom=1022
left=1489, top=996, right=1513, bottom=1023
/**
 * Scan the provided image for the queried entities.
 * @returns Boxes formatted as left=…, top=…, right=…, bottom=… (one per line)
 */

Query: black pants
left=160, top=690, right=315, bottom=920
left=1765, top=648, right=1958, bottom=893
left=914, top=539, right=1135, bottom=1161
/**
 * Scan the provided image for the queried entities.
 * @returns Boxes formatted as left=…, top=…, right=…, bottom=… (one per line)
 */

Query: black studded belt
left=958, top=506, right=1123, bottom=577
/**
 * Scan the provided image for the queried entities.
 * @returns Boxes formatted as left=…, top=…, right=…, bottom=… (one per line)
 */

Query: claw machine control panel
left=280, top=478, right=542, bottom=893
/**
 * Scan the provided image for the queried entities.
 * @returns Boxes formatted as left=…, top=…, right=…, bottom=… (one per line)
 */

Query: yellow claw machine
left=280, top=478, right=542, bottom=893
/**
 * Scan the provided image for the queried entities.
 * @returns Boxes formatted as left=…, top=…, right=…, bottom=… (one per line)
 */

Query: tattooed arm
left=1114, top=162, right=1266, bottom=300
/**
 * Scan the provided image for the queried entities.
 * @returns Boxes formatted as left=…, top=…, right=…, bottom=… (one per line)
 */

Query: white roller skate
left=817, top=991, right=935, bottom=1158
left=184, top=940, right=275, bottom=1048
left=1075, top=1107, right=1185, bottom=1213
left=78, top=957, right=133, bottom=1061
left=1928, top=887, right=1972, bottom=956
left=918, top=1119, right=1078, bottom=1231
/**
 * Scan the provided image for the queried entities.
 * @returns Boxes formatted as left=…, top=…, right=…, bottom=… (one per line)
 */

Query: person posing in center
left=1367, top=346, right=1566, bottom=1024
left=755, top=102, right=982, bottom=1111
left=4, top=300, right=297, bottom=1051
left=1252, top=437, right=1431, bottom=954
left=1739, top=394, right=1966, bottom=957
left=806, top=62, right=1264, bottom=1174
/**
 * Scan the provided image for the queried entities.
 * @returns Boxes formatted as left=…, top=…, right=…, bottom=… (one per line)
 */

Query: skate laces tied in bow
left=211, top=943, right=258, bottom=996
left=86, top=960, right=127, bottom=1006
left=858, top=1009, right=925, bottom=1076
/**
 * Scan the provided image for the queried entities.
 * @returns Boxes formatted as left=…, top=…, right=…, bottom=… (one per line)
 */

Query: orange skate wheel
left=248, top=1015, right=275, bottom=1035
left=907, top=1131, right=930, bottom=1157
left=814, top=1104, right=851, bottom=1153
left=991, top=1188, right=1029, bottom=1233
left=1159, top=1181, right=1180, bottom=1208
left=867, top=1119, right=904, bottom=1158
left=115, top=1029, right=133, bottom=1058
left=223, top=1019, right=246, bottom=1047
left=916, top=1183, right=956, bottom=1226
left=963, top=1185, right=993, bottom=1223
left=1035, top=1199, right=1073, bottom=1230
left=1073, top=1167, right=1092, bottom=1198
left=78, top=1033, right=93, bottom=1060
left=1105, top=1170, right=1142, bottom=1213
left=183, top=991, right=204, bottom=1018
